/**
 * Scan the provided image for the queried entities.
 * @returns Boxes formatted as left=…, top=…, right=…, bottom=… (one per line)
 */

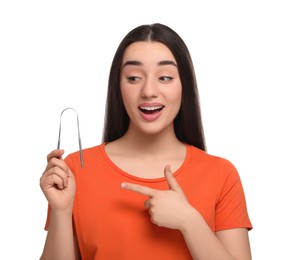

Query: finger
left=47, top=157, right=69, bottom=172
left=42, top=166, right=69, bottom=187
left=121, top=182, right=158, bottom=197
left=164, top=165, right=183, bottom=193
left=144, top=198, right=151, bottom=209
left=48, top=174, right=65, bottom=190
left=41, top=171, right=65, bottom=190
left=47, top=149, right=65, bottom=163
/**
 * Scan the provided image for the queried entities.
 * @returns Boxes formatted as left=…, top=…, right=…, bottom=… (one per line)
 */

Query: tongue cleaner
left=57, top=107, right=84, bottom=168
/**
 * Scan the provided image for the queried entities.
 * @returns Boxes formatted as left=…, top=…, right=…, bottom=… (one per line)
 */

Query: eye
left=159, top=76, right=173, bottom=82
left=127, top=76, right=141, bottom=83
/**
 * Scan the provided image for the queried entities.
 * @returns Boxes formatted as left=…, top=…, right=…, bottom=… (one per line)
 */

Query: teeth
left=140, top=106, right=163, bottom=111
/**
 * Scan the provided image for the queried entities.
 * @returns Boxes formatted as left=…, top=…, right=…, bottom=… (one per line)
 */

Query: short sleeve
left=215, top=162, right=252, bottom=231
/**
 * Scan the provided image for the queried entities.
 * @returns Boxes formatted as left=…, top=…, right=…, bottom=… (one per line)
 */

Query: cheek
left=171, top=88, right=182, bottom=117
left=120, top=85, right=136, bottom=112
left=170, top=86, right=182, bottom=108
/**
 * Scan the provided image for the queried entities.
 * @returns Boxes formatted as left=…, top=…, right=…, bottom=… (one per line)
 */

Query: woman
left=40, top=23, right=252, bottom=259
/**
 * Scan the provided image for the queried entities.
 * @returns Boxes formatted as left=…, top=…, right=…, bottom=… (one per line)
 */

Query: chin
left=136, top=123, right=174, bottom=136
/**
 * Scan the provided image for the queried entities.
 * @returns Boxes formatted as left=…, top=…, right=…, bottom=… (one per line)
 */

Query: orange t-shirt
left=45, top=143, right=252, bottom=259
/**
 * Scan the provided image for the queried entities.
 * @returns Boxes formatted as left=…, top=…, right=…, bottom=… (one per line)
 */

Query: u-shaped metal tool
left=57, top=107, right=84, bottom=168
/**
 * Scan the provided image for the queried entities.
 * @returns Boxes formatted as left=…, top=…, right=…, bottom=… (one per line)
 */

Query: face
left=120, top=41, right=182, bottom=136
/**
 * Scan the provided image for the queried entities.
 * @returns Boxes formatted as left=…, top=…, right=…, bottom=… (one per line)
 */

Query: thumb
left=164, top=165, right=183, bottom=193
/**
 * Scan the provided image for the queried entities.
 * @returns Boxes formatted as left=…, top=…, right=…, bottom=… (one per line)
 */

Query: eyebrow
left=122, top=60, right=177, bottom=68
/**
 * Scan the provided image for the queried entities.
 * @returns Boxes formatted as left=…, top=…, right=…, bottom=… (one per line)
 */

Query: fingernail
left=121, top=183, right=127, bottom=188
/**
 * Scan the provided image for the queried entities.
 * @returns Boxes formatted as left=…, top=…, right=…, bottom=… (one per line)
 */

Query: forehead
left=122, top=42, right=176, bottom=63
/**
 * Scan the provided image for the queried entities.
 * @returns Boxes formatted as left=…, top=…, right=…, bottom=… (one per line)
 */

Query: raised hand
left=121, top=165, right=194, bottom=231
left=40, top=149, right=76, bottom=213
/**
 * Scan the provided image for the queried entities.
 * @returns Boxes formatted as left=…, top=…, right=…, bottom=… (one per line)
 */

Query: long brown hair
left=102, top=23, right=206, bottom=151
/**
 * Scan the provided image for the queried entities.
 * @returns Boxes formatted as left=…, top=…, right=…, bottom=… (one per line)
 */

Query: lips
left=138, top=103, right=164, bottom=121
left=138, top=105, right=164, bottom=114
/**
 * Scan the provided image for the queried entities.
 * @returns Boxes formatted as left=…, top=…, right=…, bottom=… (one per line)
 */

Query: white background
left=1, top=0, right=288, bottom=259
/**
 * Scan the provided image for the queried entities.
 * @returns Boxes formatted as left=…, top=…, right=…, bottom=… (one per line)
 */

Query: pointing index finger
left=121, top=182, right=157, bottom=197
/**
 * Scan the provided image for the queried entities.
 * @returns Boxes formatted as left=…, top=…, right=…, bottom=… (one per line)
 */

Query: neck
left=117, top=124, right=184, bottom=155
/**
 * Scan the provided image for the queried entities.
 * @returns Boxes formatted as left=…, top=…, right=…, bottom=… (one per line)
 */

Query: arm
left=216, top=228, right=252, bottom=259
left=40, top=209, right=80, bottom=260
left=39, top=150, right=80, bottom=260
left=121, top=165, right=252, bottom=260
left=180, top=207, right=251, bottom=259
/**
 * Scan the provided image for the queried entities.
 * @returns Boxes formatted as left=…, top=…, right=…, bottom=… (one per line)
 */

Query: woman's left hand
left=121, top=165, right=193, bottom=230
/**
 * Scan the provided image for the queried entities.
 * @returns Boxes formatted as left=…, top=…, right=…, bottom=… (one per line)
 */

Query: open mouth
left=138, top=106, right=164, bottom=114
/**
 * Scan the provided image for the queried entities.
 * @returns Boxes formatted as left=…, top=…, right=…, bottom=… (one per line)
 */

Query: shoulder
left=187, top=145, right=237, bottom=170
left=64, top=143, right=105, bottom=171
left=67, top=143, right=103, bottom=159
left=186, top=145, right=240, bottom=182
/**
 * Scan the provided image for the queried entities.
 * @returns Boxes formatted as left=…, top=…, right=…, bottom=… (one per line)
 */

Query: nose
left=140, top=78, right=159, bottom=99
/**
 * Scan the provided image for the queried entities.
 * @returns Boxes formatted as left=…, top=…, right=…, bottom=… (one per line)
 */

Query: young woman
left=40, top=23, right=252, bottom=260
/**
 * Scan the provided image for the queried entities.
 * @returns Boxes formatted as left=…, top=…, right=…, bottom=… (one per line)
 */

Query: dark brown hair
left=102, top=23, right=206, bottom=151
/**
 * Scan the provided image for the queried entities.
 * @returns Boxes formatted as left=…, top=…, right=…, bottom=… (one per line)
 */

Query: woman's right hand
left=40, top=149, right=76, bottom=213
